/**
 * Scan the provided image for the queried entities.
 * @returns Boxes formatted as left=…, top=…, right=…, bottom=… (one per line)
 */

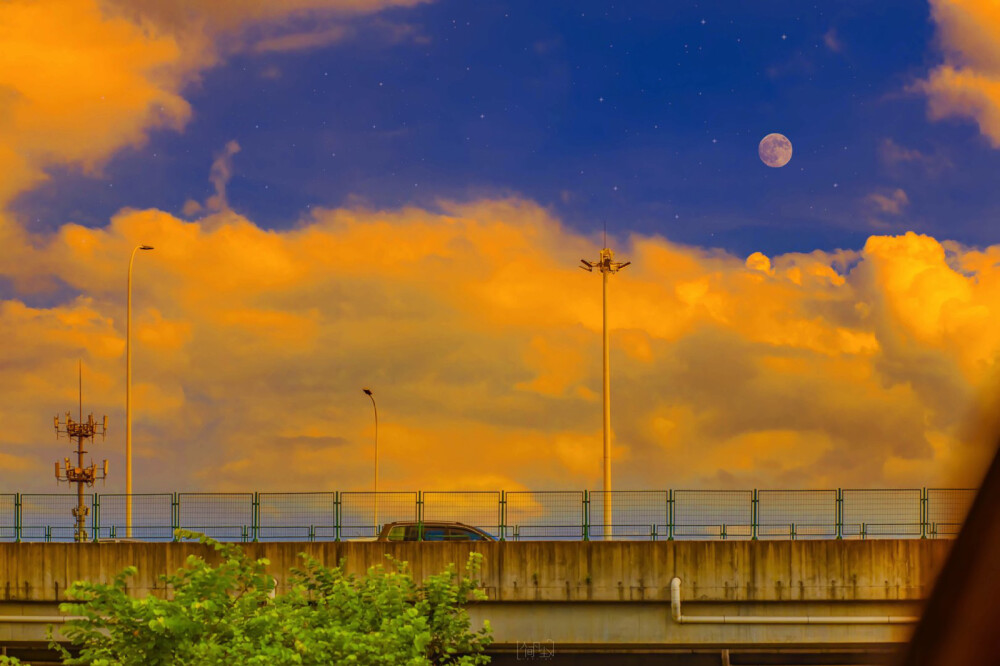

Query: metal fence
left=588, top=491, right=668, bottom=540
left=258, top=492, right=336, bottom=542
left=505, top=491, right=585, bottom=541
left=757, top=489, right=838, bottom=540
left=341, top=492, right=418, bottom=540
left=674, top=489, right=753, bottom=540
left=0, top=488, right=976, bottom=543
left=95, top=494, right=174, bottom=541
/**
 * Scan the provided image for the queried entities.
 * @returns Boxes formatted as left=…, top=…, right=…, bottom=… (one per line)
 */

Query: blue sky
left=12, top=0, right=998, bottom=255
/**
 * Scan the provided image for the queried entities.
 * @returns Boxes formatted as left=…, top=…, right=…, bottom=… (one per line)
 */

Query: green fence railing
left=0, top=488, right=977, bottom=543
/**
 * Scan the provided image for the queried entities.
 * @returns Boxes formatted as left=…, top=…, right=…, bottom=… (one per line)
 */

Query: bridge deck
left=0, top=540, right=951, bottom=661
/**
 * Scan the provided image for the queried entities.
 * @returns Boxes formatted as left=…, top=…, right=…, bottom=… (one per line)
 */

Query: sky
left=1, top=0, right=1000, bottom=493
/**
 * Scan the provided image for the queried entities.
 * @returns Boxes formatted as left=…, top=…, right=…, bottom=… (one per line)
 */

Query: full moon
left=759, top=133, right=792, bottom=168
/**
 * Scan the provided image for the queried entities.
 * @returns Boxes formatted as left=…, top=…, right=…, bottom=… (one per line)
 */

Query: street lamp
left=363, top=388, right=379, bottom=532
left=126, top=244, right=154, bottom=538
left=580, top=246, right=630, bottom=540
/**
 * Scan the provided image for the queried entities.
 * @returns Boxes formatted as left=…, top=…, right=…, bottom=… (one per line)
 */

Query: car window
left=385, top=526, right=406, bottom=541
left=422, top=527, right=447, bottom=541
left=405, top=525, right=420, bottom=541
left=447, top=527, right=483, bottom=541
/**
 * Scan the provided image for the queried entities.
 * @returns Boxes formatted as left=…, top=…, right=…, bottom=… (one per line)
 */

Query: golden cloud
left=919, top=0, right=1000, bottom=145
left=103, top=0, right=430, bottom=38
left=1, top=201, right=997, bottom=493
left=0, top=0, right=190, bottom=204
left=252, top=27, right=351, bottom=54
left=867, top=189, right=910, bottom=216
left=0, top=0, right=995, bottom=494
left=0, top=0, right=429, bottom=210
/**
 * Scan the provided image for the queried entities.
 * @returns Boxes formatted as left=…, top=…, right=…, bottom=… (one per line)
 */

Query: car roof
left=378, top=521, right=496, bottom=541
left=383, top=521, right=476, bottom=527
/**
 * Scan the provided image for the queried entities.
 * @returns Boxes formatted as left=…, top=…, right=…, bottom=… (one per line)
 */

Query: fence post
left=14, top=494, right=20, bottom=543
left=920, top=487, right=928, bottom=539
left=416, top=491, right=424, bottom=542
left=499, top=491, right=506, bottom=542
left=92, top=494, right=100, bottom=542
left=667, top=490, right=674, bottom=541
left=582, top=490, right=590, bottom=542
left=171, top=493, right=180, bottom=541
left=751, top=489, right=758, bottom=540
left=252, top=492, right=260, bottom=542
left=835, top=488, right=843, bottom=539
left=334, top=492, right=341, bottom=542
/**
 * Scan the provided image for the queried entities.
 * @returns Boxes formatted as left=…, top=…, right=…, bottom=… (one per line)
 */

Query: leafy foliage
left=53, top=530, right=491, bottom=665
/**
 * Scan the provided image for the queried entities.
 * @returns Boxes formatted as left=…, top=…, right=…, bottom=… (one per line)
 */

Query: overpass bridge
left=0, top=539, right=952, bottom=665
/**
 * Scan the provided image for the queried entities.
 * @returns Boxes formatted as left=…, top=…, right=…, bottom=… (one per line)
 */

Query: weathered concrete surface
left=470, top=600, right=922, bottom=647
left=0, top=540, right=953, bottom=653
left=0, top=598, right=923, bottom=649
left=0, top=539, right=950, bottom=603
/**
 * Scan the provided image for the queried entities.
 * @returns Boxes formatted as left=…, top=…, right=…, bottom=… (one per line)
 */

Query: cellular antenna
left=54, top=361, right=109, bottom=542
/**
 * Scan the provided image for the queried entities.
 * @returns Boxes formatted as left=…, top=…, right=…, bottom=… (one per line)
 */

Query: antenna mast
left=54, top=361, right=109, bottom=542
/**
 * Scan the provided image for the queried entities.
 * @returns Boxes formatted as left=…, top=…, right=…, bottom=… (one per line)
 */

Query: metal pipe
left=669, top=577, right=919, bottom=625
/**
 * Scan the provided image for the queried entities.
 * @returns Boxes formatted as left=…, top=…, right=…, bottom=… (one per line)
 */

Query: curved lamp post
left=363, top=388, right=379, bottom=532
left=126, top=244, right=154, bottom=537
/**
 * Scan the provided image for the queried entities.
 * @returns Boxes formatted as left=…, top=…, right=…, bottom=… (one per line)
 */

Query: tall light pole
left=362, top=388, right=378, bottom=532
left=126, top=244, right=154, bottom=538
left=580, top=246, right=630, bottom=540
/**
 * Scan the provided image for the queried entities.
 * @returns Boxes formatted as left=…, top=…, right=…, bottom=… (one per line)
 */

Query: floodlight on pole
left=580, top=246, right=630, bottom=540
left=363, top=388, right=379, bottom=532
left=126, top=244, right=154, bottom=538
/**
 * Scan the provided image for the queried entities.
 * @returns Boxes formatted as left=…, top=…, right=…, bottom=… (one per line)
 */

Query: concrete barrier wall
left=0, top=539, right=951, bottom=603
left=469, top=601, right=924, bottom=647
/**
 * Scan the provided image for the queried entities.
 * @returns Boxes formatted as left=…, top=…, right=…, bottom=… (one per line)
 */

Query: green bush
left=52, top=530, right=491, bottom=665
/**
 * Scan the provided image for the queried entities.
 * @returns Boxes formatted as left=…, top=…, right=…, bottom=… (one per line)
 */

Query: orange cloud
left=0, top=0, right=429, bottom=210
left=105, top=0, right=430, bottom=39
left=0, top=0, right=994, bottom=498
left=919, top=0, right=1000, bottom=146
left=1, top=201, right=997, bottom=494
left=205, top=140, right=242, bottom=213
left=867, top=189, right=910, bottom=216
left=0, top=0, right=189, bottom=204
left=823, top=28, right=842, bottom=53
left=252, top=27, right=350, bottom=54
